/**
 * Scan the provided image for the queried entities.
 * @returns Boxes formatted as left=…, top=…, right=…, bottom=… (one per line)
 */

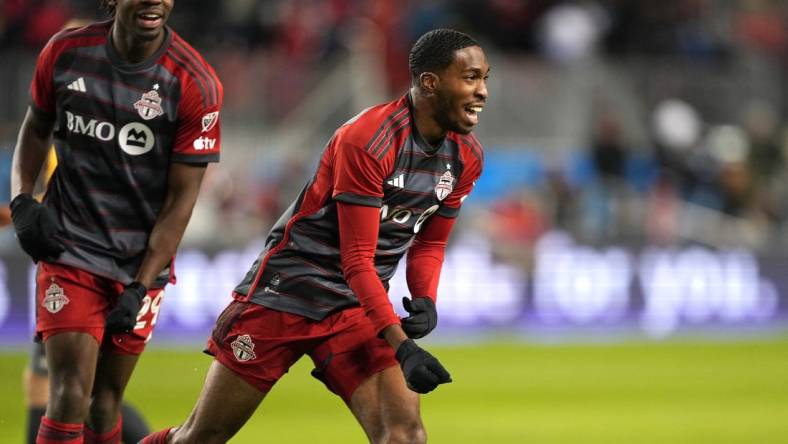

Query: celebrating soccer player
left=140, top=28, right=488, bottom=444
left=10, top=1, right=222, bottom=443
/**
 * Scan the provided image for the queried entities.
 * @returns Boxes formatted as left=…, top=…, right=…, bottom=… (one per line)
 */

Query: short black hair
left=409, top=29, right=479, bottom=82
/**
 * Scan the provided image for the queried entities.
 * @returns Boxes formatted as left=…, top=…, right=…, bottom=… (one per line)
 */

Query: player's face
left=433, top=46, right=489, bottom=135
left=114, top=0, right=173, bottom=43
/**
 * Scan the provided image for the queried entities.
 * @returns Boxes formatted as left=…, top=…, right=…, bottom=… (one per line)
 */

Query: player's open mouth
left=464, top=104, right=484, bottom=125
left=136, top=12, right=163, bottom=30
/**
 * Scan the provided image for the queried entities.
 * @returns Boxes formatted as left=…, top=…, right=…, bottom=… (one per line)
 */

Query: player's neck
left=111, top=25, right=166, bottom=64
left=409, top=89, right=447, bottom=147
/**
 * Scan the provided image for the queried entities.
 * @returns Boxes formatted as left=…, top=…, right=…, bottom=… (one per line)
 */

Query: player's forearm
left=11, top=108, right=54, bottom=197
left=135, top=163, right=206, bottom=287
left=135, top=211, right=191, bottom=288
left=338, top=202, right=401, bottom=333
left=405, top=215, right=455, bottom=300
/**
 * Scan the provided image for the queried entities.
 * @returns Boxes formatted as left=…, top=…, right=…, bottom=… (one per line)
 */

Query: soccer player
left=10, top=0, right=222, bottom=442
left=141, top=28, right=488, bottom=444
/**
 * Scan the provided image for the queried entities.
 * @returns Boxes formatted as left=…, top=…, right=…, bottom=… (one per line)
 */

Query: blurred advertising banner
left=0, top=230, right=785, bottom=346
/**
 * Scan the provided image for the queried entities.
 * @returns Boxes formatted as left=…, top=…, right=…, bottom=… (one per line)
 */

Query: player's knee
left=49, top=382, right=91, bottom=419
left=384, top=420, right=427, bottom=444
left=89, top=391, right=122, bottom=428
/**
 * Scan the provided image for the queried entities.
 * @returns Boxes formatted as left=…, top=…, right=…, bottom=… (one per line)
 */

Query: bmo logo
left=66, top=111, right=155, bottom=155
left=118, top=122, right=154, bottom=155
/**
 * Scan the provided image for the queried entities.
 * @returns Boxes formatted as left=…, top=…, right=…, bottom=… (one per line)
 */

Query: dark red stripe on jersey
left=171, top=39, right=219, bottom=107
left=395, top=167, right=454, bottom=176
left=262, top=270, right=338, bottom=308
left=164, top=49, right=209, bottom=108
left=286, top=275, right=354, bottom=301
left=374, top=120, right=411, bottom=160
left=167, top=48, right=208, bottom=107
left=461, top=135, right=483, bottom=162
left=53, top=32, right=106, bottom=42
left=71, top=53, right=178, bottom=92
left=172, top=36, right=219, bottom=94
left=370, top=113, right=410, bottom=158
left=402, top=149, right=454, bottom=160
left=364, top=107, right=408, bottom=154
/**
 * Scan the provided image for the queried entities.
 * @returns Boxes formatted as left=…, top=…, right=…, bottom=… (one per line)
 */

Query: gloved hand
left=395, top=339, right=452, bottom=394
left=10, top=193, right=64, bottom=262
left=105, top=282, right=147, bottom=333
left=401, top=296, right=437, bottom=339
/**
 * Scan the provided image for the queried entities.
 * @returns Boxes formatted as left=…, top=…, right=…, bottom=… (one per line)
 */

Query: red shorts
left=36, top=261, right=165, bottom=355
left=207, top=301, right=398, bottom=403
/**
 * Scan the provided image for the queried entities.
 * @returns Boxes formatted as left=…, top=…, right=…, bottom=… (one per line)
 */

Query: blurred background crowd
left=0, top=0, right=787, bottom=339
left=2, top=0, right=788, bottom=252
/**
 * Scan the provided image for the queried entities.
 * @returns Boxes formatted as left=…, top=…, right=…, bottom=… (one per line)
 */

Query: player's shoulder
left=162, top=30, right=222, bottom=107
left=43, top=20, right=110, bottom=55
left=335, top=95, right=411, bottom=151
left=450, top=131, right=484, bottom=165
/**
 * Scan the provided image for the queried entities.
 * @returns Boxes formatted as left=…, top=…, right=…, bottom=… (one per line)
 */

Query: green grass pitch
left=1, top=337, right=787, bottom=443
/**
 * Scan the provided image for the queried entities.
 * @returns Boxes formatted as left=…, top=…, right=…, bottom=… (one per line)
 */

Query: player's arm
left=401, top=214, right=457, bottom=339
left=10, top=110, right=63, bottom=262
left=105, top=162, right=207, bottom=332
left=134, top=162, right=207, bottom=288
left=11, top=107, right=54, bottom=197
left=337, top=198, right=452, bottom=394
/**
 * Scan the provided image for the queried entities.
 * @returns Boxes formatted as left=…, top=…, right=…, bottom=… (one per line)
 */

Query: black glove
left=10, top=193, right=64, bottom=262
left=401, top=296, right=437, bottom=339
left=395, top=339, right=452, bottom=394
left=105, top=282, right=147, bottom=333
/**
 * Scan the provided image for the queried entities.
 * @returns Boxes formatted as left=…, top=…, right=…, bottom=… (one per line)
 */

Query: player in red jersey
left=140, top=28, right=488, bottom=444
left=10, top=1, right=222, bottom=443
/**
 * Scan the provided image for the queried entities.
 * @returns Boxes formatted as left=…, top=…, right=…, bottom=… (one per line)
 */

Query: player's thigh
left=173, top=360, right=266, bottom=444
left=309, top=307, right=399, bottom=403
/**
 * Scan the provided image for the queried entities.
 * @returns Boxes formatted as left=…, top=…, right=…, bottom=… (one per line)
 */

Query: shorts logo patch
left=435, top=170, right=455, bottom=201
left=42, top=283, right=69, bottom=314
left=231, top=334, right=257, bottom=362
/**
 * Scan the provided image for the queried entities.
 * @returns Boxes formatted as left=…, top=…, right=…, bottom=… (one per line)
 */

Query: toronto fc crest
left=435, top=170, right=455, bottom=201
left=134, top=85, right=164, bottom=120
left=42, top=283, right=69, bottom=314
left=231, top=334, right=257, bottom=362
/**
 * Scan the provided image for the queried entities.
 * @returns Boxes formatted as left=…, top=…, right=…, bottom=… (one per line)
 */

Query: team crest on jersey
left=42, top=283, right=69, bottom=314
left=231, top=334, right=257, bottom=362
left=435, top=170, right=455, bottom=201
left=134, top=86, right=164, bottom=120
left=201, top=112, right=219, bottom=132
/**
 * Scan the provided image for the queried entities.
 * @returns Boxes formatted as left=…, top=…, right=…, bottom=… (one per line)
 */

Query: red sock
left=138, top=428, right=173, bottom=444
left=84, top=417, right=122, bottom=444
left=36, top=416, right=84, bottom=444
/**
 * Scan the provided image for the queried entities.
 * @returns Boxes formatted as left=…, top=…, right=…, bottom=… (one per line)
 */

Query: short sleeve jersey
left=235, top=93, right=483, bottom=320
left=29, top=21, right=223, bottom=285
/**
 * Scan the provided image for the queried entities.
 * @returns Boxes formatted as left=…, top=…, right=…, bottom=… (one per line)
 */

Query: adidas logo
left=386, top=174, right=405, bottom=188
left=67, top=77, right=86, bottom=92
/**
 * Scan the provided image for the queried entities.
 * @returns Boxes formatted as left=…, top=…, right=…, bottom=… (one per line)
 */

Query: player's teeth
left=469, top=106, right=483, bottom=113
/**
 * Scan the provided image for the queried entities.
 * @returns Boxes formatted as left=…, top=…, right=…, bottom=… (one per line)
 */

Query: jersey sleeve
left=438, top=149, right=483, bottom=218
left=29, top=37, right=60, bottom=119
left=332, top=141, right=389, bottom=207
left=172, top=75, right=223, bottom=163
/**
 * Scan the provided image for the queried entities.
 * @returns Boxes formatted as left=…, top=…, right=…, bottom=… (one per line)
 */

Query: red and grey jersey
left=235, top=93, right=483, bottom=320
left=30, top=21, right=222, bottom=286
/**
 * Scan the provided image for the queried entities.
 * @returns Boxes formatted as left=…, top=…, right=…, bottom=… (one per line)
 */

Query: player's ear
left=419, top=72, right=439, bottom=96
